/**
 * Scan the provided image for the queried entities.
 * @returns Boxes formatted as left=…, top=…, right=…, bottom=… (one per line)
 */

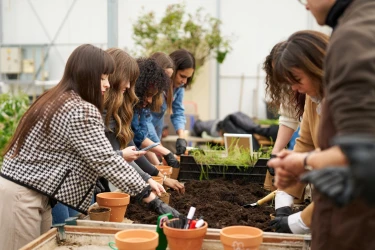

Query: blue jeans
left=52, top=202, right=79, bottom=224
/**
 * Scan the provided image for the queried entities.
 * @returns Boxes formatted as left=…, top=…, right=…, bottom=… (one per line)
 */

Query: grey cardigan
left=102, top=110, right=151, bottom=182
left=0, top=92, right=147, bottom=213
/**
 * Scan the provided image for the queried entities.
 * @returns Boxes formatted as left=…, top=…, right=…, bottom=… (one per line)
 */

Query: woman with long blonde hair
left=103, top=49, right=185, bottom=194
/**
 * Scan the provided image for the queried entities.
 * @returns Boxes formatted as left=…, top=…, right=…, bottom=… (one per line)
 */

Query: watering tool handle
left=257, top=191, right=276, bottom=206
left=108, top=242, right=118, bottom=250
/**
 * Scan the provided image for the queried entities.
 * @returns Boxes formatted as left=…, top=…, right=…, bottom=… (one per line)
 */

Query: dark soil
left=90, top=207, right=110, bottom=213
left=126, top=179, right=276, bottom=231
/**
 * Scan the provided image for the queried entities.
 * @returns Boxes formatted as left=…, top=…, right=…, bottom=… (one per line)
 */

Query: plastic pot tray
left=179, top=155, right=268, bottom=183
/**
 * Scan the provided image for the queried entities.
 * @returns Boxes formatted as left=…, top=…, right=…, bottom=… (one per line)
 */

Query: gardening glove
left=334, top=134, right=375, bottom=205
left=301, top=167, right=353, bottom=206
left=267, top=154, right=277, bottom=176
left=94, top=179, right=106, bottom=194
left=148, top=197, right=180, bottom=218
left=163, top=152, right=180, bottom=168
left=269, top=216, right=292, bottom=234
left=176, top=138, right=188, bottom=155
left=275, top=206, right=293, bottom=217
left=301, top=134, right=375, bottom=206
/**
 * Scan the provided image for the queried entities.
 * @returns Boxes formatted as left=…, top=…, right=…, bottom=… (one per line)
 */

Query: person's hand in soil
left=121, top=146, right=147, bottom=162
left=148, top=197, right=180, bottom=217
left=163, top=178, right=185, bottom=194
left=147, top=178, right=165, bottom=196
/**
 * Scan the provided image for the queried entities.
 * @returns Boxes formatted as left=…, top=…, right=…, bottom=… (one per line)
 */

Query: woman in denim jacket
left=131, top=58, right=181, bottom=170
left=150, top=49, right=196, bottom=159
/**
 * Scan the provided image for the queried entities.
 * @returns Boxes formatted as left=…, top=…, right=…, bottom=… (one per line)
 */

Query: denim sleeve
left=146, top=113, right=161, bottom=143
left=170, top=87, right=186, bottom=131
left=128, top=140, right=160, bottom=176
left=131, top=109, right=149, bottom=148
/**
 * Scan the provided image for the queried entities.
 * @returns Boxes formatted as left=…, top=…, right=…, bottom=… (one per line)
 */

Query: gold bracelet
left=163, top=175, right=168, bottom=184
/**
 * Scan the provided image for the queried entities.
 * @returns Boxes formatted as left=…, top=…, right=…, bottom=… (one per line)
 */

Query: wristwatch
left=303, top=152, right=313, bottom=171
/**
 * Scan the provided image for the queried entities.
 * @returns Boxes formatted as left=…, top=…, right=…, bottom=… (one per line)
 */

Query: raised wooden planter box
left=179, top=155, right=269, bottom=184
left=21, top=221, right=311, bottom=250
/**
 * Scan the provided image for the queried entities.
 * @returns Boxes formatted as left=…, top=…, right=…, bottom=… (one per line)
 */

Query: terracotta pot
left=159, top=192, right=170, bottom=205
left=156, top=166, right=173, bottom=178
left=170, top=167, right=180, bottom=180
left=88, top=206, right=111, bottom=221
left=220, top=226, right=263, bottom=250
left=151, top=176, right=163, bottom=185
left=109, top=229, right=159, bottom=250
left=163, top=219, right=208, bottom=250
left=96, top=192, right=130, bottom=222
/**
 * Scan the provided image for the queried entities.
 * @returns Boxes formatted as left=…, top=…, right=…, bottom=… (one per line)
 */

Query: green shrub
left=0, top=94, right=29, bottom=166
left=132, top=3, right=232, bottom=73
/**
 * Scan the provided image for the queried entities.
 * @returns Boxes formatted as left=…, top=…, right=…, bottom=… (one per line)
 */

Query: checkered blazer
left=0, top=91, right=147, bottom=213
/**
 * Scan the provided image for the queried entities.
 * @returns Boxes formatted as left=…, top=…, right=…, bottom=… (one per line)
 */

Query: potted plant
left=179, top=144, right=272, bottom=183
left=132, top=4, right=232, bottom=78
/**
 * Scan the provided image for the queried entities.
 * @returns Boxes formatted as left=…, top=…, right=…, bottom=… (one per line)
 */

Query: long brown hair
left=150, top=52, right=174, bottom=114
left=104, top=48, right=140, bottom=148
left=169, top=49, right=195, bottom=89
left=5, top=44, right=115, bottom=157
left=273, top=30, right=329, bottom=115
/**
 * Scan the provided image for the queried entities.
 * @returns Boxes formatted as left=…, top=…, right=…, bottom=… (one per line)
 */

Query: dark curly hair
left=135, top=57, right=170, bottom=112
left=264, top=40, right=306, bottom=118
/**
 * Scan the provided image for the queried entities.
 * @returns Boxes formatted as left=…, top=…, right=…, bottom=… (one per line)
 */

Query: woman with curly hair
left=264, top=30, right=329, bottom=235
left=131, top=58, right=182, bottom=173
left=103, top=48, right=184, bottom=194
left=146, top=52, right=174, bottom=146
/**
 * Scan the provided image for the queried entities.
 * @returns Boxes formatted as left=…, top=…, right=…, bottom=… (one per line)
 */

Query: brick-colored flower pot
left=163, top=219, right=207, bottom=250
left=96, top=192, right=130, bottom=222
left=220, top=226, right=263, bottom=250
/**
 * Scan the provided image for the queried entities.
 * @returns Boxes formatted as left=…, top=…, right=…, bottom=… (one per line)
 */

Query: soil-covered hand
left=301, top=167, right=353, bottom=206
left=164, top=178, right=185, bottom=194
left=269, top=216, right=292, bottom=233
left=147, top=178, right=166, bottom=196
left=163, top=152, right=180, bottom=168
left=148, top=197, right=180, bottom=217
left=176, top=138, right=187, bottom=155
left=122, top=146, right=147, bottom=162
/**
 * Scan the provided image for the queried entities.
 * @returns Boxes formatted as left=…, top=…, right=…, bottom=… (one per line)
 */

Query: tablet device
left=139, top=142, right=160, bottom=151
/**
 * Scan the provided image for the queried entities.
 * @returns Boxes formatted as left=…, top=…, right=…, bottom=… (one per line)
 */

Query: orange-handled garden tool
left=243, top=191, right=276, bottom=208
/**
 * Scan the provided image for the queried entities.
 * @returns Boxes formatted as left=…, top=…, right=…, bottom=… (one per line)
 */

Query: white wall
left=1, top=0, right=331, bottom=120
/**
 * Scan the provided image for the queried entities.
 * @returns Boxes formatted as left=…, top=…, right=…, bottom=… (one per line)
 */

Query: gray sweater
left=102, top=110, right=152, bottom=182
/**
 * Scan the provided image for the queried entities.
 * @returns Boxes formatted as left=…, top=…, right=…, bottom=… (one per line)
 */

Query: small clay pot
left=110, top=229, right=159, bottom=250
left=163, top=219, right=207, bottom=250
left=220, top=226, right=263, bottom=250
left=151, top=176, right=163, bottom=185
left=156, top=166, right=173, bottom=178
left=96, top=192, right=130, bottom=223
left=170, top=168, right=180, bottom=180
left=158, top=192, right=170, bottom=205
left=89, top=206, right=111, bottom=221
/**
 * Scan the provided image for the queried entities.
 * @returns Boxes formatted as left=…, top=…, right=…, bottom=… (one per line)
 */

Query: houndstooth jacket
left=0, top=91, right=147, bottom=213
